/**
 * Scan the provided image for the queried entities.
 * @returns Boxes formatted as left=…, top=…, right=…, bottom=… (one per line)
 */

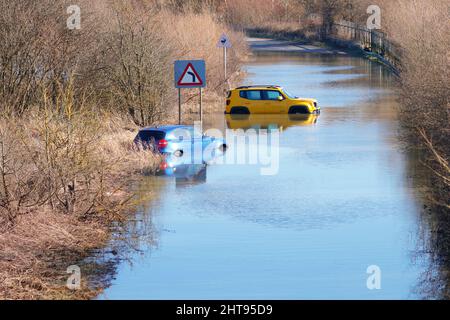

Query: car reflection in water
left=226, top=113, right=319, bottom=131
left=156, top=160, right=207, bottom=187
left=156, top=143, right=226, bottom=187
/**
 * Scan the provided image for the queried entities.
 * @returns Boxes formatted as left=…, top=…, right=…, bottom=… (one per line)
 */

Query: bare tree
left=101, top=6, right=173, bottom=126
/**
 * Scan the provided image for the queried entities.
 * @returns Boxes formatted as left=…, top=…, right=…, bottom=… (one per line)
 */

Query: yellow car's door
left=244, top=90, right=265, bottom=113
left=262, top=90, right=284, bottom=114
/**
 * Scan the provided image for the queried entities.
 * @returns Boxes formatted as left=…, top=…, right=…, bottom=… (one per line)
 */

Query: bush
left=0, top=81, right=159, bottom=229
left=381, top=0, right=449, bottom=188
left=100, top=5, right=173, bottom=126
left=376, top=0, right=450, bottom=297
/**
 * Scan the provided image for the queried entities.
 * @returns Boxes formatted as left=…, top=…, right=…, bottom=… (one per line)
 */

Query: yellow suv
left=225, top=85, right=320, bottom=114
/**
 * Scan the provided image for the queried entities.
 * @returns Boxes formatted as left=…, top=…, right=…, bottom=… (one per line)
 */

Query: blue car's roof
left=140, top=125, right=193, bottom=132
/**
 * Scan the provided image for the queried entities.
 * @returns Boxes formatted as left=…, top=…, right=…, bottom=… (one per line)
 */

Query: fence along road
left=331, top=20, right=402, bottom=75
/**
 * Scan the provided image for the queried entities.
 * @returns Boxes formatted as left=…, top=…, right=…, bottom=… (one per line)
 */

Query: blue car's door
left=201, top=135, right=214, bottom=149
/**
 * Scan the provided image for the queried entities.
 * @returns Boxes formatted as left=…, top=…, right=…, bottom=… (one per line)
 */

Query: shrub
left=100, top=5, right=173, bottom=126
left=0, top=80, right=159, bottom=229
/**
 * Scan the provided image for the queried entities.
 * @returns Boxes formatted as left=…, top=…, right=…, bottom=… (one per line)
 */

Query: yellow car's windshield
left=283, top=89, right=297, bottom=99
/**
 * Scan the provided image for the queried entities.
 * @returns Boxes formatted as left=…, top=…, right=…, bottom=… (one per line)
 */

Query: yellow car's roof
left=233, top=85, right=282, bottom=90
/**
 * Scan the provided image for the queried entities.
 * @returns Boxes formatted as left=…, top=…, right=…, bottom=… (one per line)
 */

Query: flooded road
left=100, top=50, right=432, bottom=299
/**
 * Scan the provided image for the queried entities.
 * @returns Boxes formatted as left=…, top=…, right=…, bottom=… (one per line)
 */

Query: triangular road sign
left=177, top=63, right=204, bottom=86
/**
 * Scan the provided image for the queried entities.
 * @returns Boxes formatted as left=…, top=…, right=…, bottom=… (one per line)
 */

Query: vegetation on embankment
left=0, top=0, right=247, bottom=299
left=380, top=0, right=450, bottom=298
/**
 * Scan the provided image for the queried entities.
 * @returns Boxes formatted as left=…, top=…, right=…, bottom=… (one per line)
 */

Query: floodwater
left=100, top=52, right=433, bottom=299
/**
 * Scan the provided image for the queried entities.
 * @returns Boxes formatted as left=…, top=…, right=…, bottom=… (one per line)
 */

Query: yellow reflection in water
left=226, top=113, right=319, bottom=131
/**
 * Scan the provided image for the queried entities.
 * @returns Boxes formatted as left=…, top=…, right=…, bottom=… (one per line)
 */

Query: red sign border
left=177, top=63, right=204, bottom=87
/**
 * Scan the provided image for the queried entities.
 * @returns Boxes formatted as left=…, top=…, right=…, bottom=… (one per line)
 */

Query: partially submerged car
left=134, top=125, right=227, bottom=157
left=225, top=85, right=320, bottom=115
left=135, top=126, right=227, bottom=186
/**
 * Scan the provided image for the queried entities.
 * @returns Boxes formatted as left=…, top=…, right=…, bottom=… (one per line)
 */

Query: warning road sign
left=178, top=63, right=203, bottom=86
left=174, top=60, right=206, bottom=88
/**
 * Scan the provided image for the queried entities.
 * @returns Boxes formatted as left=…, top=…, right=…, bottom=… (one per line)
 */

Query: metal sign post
left=174, top=60, right=206, bottom=124
left=178, top=88, right=181, bottom=124
left=199, top=87, right=203, bottom=123
left=217, top=34, right=232, bottom=85
left=224, top=47, right=227, bottom=81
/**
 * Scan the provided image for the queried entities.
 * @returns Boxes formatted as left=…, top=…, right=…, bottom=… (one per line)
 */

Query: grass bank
left=380, top=0, right=450, bottom=298
left=0, top=87, right=161, bottom=298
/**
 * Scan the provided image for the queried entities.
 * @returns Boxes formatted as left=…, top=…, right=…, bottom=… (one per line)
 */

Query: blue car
left=134, top=125, right=227, bottom=159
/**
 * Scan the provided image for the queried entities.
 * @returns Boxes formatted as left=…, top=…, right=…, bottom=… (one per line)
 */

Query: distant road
left=246, top=37, right=348, bottom=55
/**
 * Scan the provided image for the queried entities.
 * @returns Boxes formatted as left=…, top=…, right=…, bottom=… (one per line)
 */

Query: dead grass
left=0, top=85, right=161, bottom=299
left=0, top=109, right=160, bottom=299
left=222, top=0, right=304, bottom=29
left=0, top=114, right=160, bottom=299
left=0, top=210, right=107, bottom=299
